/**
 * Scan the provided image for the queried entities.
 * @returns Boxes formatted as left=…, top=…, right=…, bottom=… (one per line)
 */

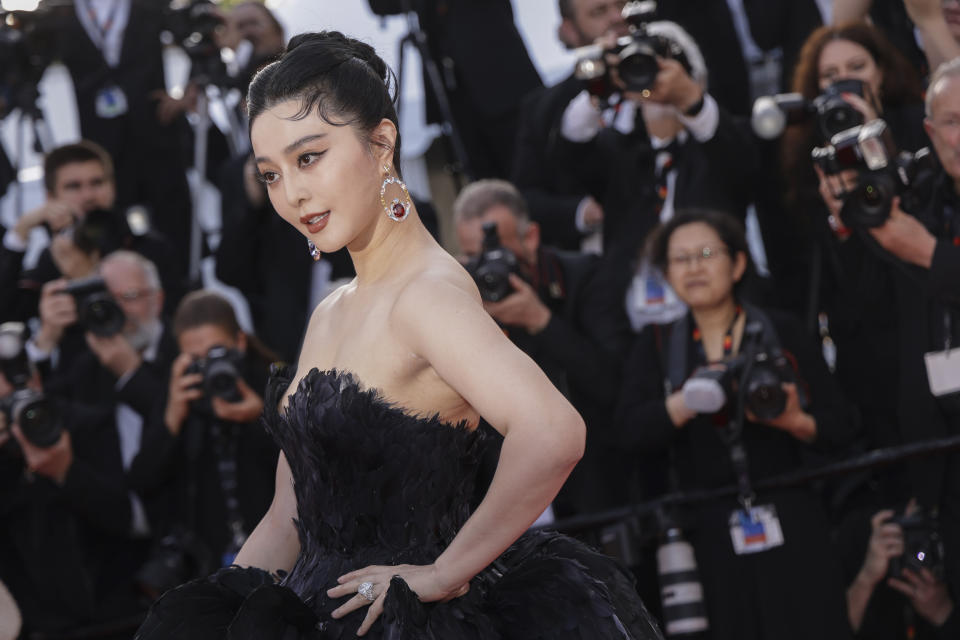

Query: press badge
left=729, top=505, right=784, bottom=555
left=95, top=85, right=128, bottom=119
left=924, top=347, right=960, bottom=397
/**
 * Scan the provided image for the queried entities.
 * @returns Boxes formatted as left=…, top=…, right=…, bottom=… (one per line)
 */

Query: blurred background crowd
left=2, top=0, right=960, bottom=639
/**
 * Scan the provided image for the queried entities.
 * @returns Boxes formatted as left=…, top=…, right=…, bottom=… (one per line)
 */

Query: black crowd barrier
left=537, top=434, right=960, bottom=535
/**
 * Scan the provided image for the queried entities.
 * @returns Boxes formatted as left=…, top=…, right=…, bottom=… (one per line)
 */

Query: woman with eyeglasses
left=615, top=209, right=856, bottom=640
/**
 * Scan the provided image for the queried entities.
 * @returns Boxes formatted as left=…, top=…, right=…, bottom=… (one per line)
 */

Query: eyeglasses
left=667, top=246, right=729, bottom=269
left=112, top=288, right=155, bottom=302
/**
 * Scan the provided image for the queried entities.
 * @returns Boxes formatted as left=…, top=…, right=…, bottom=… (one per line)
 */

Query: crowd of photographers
left=2, top=0, right=960, bottom=638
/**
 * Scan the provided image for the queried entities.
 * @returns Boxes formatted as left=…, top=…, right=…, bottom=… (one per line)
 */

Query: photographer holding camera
left=0, top=141, right=183, bottom=324
left=127, top=290, right=277, bottom=597
left=615, top=209, right=855, bottom=639
left=454, top=179, right=633, bottom=517
left=840, top=504, right=957, bottom=638
left=759, top=23, right=928, bottom=512
left=511, top=0, right=630, bottom=252
left=561, top=17, right=758, bottom=265
left=0, top=313, right=159, bottom=635
left=840, top=59, right=960, bottom=631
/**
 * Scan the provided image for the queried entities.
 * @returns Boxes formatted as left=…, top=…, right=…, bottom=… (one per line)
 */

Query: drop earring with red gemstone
left=380, top=165, right=411, bottom=222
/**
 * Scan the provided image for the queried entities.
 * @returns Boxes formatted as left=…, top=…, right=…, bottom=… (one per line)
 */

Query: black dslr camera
left=573, top=1, right=691, bottom=98
left=812, top=119, right=933, bottom=229
left=751, top=78, right=869, bottom=142
left=0, top=322, right=61, bottom=448
left=61, top=276, right=126, bottom=337
left=464, top=222, right=519, bottom=303
left=681, top=322, right=799, bottom=421
left=886, top=510, right=945, bottom=580
left=185, top=345, right=243, bottom=403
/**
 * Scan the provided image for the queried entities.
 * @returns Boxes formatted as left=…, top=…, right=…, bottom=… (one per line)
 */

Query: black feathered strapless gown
left=136, top=367, right=662, bottom=639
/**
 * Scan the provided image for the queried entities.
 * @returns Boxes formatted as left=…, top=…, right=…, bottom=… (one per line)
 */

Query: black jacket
left=593, top=101, right=759, bottom=260
left=502, top=247, right=633, bottom=516
left=55, top=0, right=192, bottom=253
left=0, top=327, right=178, bottom=633
left=128, top=351, right=277, bottom=563
left=511, top=74, right=604, bottom=251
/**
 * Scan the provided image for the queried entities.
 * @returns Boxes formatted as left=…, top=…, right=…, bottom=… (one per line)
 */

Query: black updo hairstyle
left=247, top=31, right=402, bottom=175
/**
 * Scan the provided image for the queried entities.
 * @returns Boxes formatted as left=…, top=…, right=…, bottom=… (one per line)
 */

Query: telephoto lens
left=657, top=528, right=709, bottom=636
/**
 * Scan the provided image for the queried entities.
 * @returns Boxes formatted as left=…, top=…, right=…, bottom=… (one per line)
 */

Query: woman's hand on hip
left=327, top=563, right=469, bottom=635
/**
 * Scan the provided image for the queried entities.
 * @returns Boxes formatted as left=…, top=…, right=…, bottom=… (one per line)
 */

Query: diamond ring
left=358, top=581, right=376, bottom=602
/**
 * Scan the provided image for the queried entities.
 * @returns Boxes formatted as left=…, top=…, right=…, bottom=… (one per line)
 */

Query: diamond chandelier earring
left=380, top=165, right=411, bottom=222
left=306, top=239, right=321, bottom=261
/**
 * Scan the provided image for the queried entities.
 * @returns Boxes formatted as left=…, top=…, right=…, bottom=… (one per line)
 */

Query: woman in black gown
left=615, top=210, right=856, bottom=640
left=135, top=32, right=660, bottom=639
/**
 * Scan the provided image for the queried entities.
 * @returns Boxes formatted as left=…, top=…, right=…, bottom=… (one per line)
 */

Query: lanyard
left=81, top=0, right=123, bottom=53
left=692, top=304, right=742, bottom=362
left=692, top=303, right=755, bottom=509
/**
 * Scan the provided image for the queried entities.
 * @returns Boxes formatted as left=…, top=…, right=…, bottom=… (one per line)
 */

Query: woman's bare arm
left=234, top=452, right=300, bottom=575
left=393, top=274, right=586, bottom=590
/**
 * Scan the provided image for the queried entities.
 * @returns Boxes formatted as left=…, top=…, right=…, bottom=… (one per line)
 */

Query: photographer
left=511, top=0, right=630, bottom=251
left=453, top=179, right=633, bottom=517
left=128, top=290, right=277, bottom=596
left=769, top=24, right=927, bottom=509
left=840, top=506, right=956, bottom=638
left=614, top=209, right=855, bottom=639
left=55, top=0, right=193, bottom=255
left=562, top=20, right=758, bottom=263
left=854, top=58, right=960, bottom=621
left=0, top=320, right=153, bottom=635
left=0, top=141, right=183, bottom=324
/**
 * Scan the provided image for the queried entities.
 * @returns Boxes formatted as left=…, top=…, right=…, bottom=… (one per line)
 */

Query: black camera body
left=886, top=511, right=945, bottom=581
left=464, top=222, right=519, bottom=303
left=682, top=347, right=797, bottom=422
left=0, top=322, right=61, bottom=448
left=812, top=119, right=933, bottom=228
left=751, top=79, right=868, bottom=142
left=573, top=1, right=692, bottom=97
left=62, top=275, right=126, bottom=337
left=185, top=345, right=243, bottom=403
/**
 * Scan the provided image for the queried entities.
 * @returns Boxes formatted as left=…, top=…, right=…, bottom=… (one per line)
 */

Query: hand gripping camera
left=751, top=78, right=869, bottom=142
left=464, top=222, right=520, bottom=303
left=681, top=321, right=800, bottom=422
left=812, top=119, right=933, bottom=229
left=61, top=275, right=126, bottom=337
left=886, top=509, right=945, bottom=581
left=0, top=322, right=62, bottom=448
left=185, top=345, right=244, bottom=403
left=573, top=1, right=691, bottom=98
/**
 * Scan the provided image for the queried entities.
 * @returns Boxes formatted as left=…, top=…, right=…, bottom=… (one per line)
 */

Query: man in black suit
left=512, top=0, right=629, bottom=252
left=56, top=0, right=192, bottom=258
left=368, top=0, right=543, bottom=179
left=0, top=141, right=183, bottom=323
left=848, top=62, right=960, bottom=634
left=453, top=179, right=632, bottom=518
left=1, top=251, right=176, bottom=636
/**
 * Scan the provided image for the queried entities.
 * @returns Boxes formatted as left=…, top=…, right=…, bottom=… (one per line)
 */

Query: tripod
left=2, top=82, right=55, bottom=220
left=394, top=0, right=474, bottom=187
left=185, top=56, right=246, bottom=286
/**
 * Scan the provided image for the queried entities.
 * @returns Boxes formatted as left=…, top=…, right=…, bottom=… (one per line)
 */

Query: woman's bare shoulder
left=399, top=248, right=480, bottom=304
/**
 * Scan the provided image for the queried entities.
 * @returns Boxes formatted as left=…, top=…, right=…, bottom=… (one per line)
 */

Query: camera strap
left=210, top=421, right=247, bottom=565
left=79, top=0, right=125, bottom=58
left=664, top=304, right=781, bottom=509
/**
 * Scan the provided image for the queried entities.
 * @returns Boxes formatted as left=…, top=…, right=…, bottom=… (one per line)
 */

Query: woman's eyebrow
left=255, top=133, right=329, bottom=164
